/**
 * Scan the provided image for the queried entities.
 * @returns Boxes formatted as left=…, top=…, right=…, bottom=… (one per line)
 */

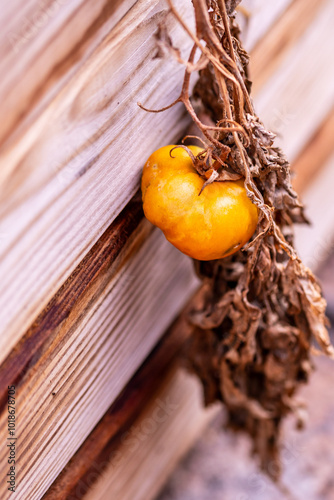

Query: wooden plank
left=81, top=369, right=217, bottom=500
left=253, top=0, right=334, bottom=162
left=0, top=0, right=138, bottom=150
left=0, top=0, right=294, bottom=154
left=238, top=0, right=293, bottom=51
left=41, top=305, right=196, bottom=499
left=0, top=0, right=195, bottom=363
left=154, top=356, right=334, bottom=500
left=292, top=105, right=334, bottom=195
left=294, top=152, right=334, bottom=271
left=0, top=194, right=144, bottom=410
left=0, top=211, right=198, bottom=499
left=249, top=0, right=328, bottom=95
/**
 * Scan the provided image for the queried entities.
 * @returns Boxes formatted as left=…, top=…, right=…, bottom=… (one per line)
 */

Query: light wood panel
left=292, top=106, right=334, bottom=195
left=0, top=213, right=198, bottom=499
left=249, top=0, right=328, bottom=94
left=0, top=196, right=143, bottom=407
left=295, top=153, right=334, bottom=271
left=82, top=368, right=218, bottom=500
left=254, top=0, right=334, bottom=162
left=0, top=0, right=195, bottom=363
left=0, top=0, right=138, bottom=150
left=0, top=0, right=295, bottom=154
left=41, top=301, right=209, bottom=499
left=238, top=0, right=293, bottom=51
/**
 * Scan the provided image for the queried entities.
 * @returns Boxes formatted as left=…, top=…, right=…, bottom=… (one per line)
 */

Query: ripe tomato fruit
left=141, top=145, right=258, bottom=261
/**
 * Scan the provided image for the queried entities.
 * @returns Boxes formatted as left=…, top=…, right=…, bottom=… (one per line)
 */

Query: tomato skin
left=141, top=145, right=258, bottom=261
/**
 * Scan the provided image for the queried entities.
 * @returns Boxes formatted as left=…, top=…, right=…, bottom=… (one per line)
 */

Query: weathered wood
left=239, top=0, right=293, bottom=49
left=0, top=0, right=138, bottom=150
left=0, top=194, right=143, bottom=412
left=249, top=0, right=328, bottom=95
left=40, top=104, right=334, bottom=498
left=292, top=106, right=334, bottom=195
left=254, top=0, right=334, bottom=162
left=0, top=0, right=195, bottom=364
left=79, top=369, right=217, bottom=500
left=0, top=217, right=198, bottom=499
left=295, top=152, right=334, bottom=270
left=41, top=303, right=196, bottom=499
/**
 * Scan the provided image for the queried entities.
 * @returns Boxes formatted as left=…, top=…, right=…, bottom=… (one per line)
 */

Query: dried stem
left=139, top=0, right=333, bottom=478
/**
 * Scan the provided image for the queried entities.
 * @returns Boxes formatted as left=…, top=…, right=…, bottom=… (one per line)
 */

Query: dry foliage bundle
left=141, top=0, right=334, bottom=478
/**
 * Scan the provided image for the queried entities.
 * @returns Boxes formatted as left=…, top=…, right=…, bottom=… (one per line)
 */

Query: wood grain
left=249, top=0, right=328, bottom=95
left=295, top=152, right=334, bottom=271
left=253, top=0, right=334, bottom=163
left=0, top=0, right=195, bottom=364
left=41, top=303, right=196, bottom=499
left=80, top=369, right=218, bottom=500
left=292, top=105, right=334, bottom=195
left=0, top=211, right=198, bottom=499
left=0, top=0, right=138, bottom=150
left=0, top=194, right=143, bottom=412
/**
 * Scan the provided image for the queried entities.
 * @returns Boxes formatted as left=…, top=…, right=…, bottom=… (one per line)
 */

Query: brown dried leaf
left=145, top=0, right=332, bottom=480
left=184, top=0, right=333, bottom=479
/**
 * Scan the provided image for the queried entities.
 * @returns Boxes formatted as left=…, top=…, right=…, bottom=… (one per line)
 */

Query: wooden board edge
left=0, top=192, right=144, bottom=411
left=41, top=296, right=199, bottom=499
left=292, top=105, right=334, bottom=194
left=250, top=0, right=328, bottom=95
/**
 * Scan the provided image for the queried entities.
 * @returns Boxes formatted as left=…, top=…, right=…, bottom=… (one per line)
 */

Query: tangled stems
left=139, top=0, right=333, bottom=478
left=139, top=0, right=297, bottom=258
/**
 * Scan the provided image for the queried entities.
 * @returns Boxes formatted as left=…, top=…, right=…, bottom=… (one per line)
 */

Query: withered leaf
left=184, top=0, right=333, bottom=480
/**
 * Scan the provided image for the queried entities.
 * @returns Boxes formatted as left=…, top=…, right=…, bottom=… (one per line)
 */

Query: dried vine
left=140, top=0, right=333, bottom=479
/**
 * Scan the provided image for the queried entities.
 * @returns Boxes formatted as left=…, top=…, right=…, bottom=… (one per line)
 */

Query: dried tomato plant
left=140, top=0, right=334, bottom=478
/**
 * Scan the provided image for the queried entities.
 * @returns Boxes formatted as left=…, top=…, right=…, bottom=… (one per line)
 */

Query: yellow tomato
left=141, top=145, right=258, bottom=261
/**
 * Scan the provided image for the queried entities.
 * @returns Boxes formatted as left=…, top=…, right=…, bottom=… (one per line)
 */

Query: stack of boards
left=0, top=0, right=333, bottom=498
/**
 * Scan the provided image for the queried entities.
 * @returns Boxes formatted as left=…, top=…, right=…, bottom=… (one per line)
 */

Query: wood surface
left=292, top=105, right=334, bottom=194
left=0, top=0, right=333, bottom=499
left=0, top=195, right=143, bottom=410
left=238, top=0, right=293, bottom=52
left=81, top=369, right=217, bottom=500
left=253, top=0, right=334, bottom=162
left=0, top=208, right=198, bottom=499
left=42, top=299, right=216, bottom=500
left=249, top=0, right=328, bottom=95
left=295, top=152, right=334, bottom=270
left=0, top=0, right=138, bottom=150
left=0, top=0, right=195, bottom=362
